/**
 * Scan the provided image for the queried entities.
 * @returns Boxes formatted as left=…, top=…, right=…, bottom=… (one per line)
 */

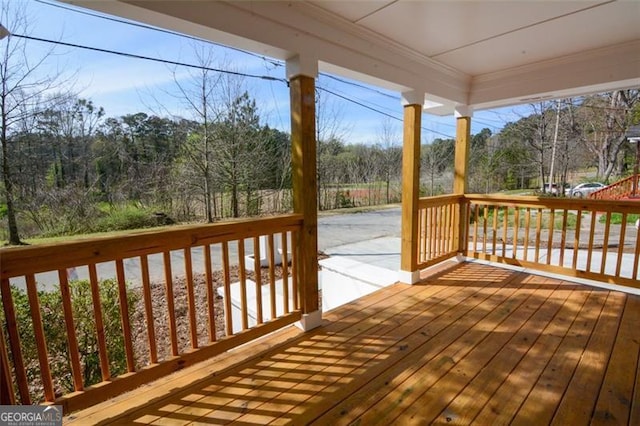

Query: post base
left=295, top=310, right=322, bottom=331
left=398, top=269, right=421, bottom=285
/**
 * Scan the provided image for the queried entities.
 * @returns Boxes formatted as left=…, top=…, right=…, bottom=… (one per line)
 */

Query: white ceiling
left=67, top=0, right=640, bottom=115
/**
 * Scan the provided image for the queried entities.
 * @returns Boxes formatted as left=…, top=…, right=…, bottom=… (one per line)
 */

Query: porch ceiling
left=66, top=0, right=640, bottom=114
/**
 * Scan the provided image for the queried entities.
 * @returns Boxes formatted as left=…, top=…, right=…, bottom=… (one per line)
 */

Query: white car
left=570, top=182, right=605, bottom=197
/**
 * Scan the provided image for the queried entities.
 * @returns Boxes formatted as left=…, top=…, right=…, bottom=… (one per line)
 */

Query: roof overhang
left=64, top=0, right=640, bottom=115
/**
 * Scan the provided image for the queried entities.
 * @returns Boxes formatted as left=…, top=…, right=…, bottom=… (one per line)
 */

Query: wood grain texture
left=63, top=262, right=638, bottom=425
left=290, top=74, right=318, bottom=314
left=401, top=103, right=421, bottom=272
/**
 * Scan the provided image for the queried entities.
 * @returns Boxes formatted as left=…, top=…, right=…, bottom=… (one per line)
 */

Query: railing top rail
left=1, top=214, right=304, bottom=279
left=463, top=193, right=640, bottom=213
left=418, top=194, right=464, bottom=207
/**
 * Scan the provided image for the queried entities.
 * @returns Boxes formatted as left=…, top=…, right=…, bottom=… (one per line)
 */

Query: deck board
left=65, top=262, right=640, bottom=425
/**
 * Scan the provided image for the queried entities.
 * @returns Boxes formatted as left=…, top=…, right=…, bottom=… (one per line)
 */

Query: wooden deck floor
left=66, top=261, right=640, bottom=425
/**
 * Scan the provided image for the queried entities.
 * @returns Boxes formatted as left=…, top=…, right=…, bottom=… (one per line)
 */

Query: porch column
left=454, top=106, right=472, bottom=256
left=287, top=55, right=322, bottom=331
left=399, top=91, right=423, bottom=284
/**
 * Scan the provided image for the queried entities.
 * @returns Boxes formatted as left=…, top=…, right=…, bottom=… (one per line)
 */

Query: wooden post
left=454, top=107, right=472, bottom=255
left=399, top=91, right=423, bottom=284
left=288, top=56, right=321, bottom=330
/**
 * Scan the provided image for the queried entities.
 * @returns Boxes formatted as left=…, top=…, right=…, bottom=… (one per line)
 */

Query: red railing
left=589, top=174, right=639, bottom=200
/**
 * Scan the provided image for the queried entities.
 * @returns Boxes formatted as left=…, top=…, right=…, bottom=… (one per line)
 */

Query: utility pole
left=548, top=101, right=561, bottom=193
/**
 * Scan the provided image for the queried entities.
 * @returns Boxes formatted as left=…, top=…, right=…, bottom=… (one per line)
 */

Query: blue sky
left=5, top=0, right=525, bottom=145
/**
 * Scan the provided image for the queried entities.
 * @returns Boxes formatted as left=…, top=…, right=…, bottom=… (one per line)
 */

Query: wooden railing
left=589, top=174, right=639, bottom=200
left=463, top=195, right=640, bottom=288
left=0, top=214, right=303, bottom=413
left=417, top=194, right=463, bottom=269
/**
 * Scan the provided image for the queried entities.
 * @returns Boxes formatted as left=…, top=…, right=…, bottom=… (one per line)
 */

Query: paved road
left=16, top=207, right=402, bottom=291
left=318, top=207, right=400, bottom=251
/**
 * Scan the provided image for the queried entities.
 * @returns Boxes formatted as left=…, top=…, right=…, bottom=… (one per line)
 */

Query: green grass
left=600, top=212, right=640, bottom=225
left=473, top=207, right=579, bottom=230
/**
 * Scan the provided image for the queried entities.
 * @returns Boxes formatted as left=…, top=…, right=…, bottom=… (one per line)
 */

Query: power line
left=11, top=33, right=288, bottom=84
left=34, top=0, right=283, bottom=67
left=33, top=0, right=504, bottom=134
left=12, top=30, right=456, bottom=138
left=320, top=73, right=399, bottom=100
left=317, top=86, right=454, bottom=138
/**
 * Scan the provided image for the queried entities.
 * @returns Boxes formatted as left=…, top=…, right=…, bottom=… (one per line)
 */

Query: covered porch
left=1, top=1, right=639, bottom=423
left=65, top=261, right=639, bottom=425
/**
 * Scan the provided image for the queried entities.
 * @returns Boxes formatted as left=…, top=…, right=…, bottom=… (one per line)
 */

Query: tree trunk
left=1, top=120, right=22, bottom=245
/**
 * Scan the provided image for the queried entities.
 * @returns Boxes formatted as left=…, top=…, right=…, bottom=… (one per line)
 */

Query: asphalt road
left=18, top=207, right=402, bottom=291
left=318, top=206, right=401, bottom=251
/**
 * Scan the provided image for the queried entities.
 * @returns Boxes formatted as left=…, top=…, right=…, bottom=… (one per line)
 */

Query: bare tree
left=1, top=1, right=70, bottom=244
left=581, top=90, right=639, bottom=181
left=168, top=45, right=223, bottom=222
left=376, top=118, right=402, bottom=204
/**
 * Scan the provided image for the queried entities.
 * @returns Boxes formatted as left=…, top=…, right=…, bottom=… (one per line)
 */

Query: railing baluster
left=115, top=260, right=135, bottom=372
left=281, top=232, right=290, bottom=315
left=183, top=248, right=198, bottom=349
left=268, top=234, right=277, bottom=320
left=438, top=205, right=445, bottom=256
left=534, top=208, right=542, bottom=263
left=291, top=231, right=300, bottom=311
left=546, top=209, right=555, bottom=265
left=523, top=208, right=531, bottom=261
left=482, top=205, right=488, bottom=253
left=203, top=245, right=216, bottom=343
left=491, top=205, right=498, bottom=256
left=559, top=210, right=568, bottom=267
left=431, top=205, right=438, bottom=257
left=238, top=239, right=249, bottom=331
left=472, top=204, right=479, bottom=253
left=447, top=203, right=453, bottom=254
left=139, top=256, right=158, bottom=363
left=25, top=274, right=55, bottom=402
left=88, top=264, right=111, bottom=379
left=0, top=323, right=15, bottom=404
left=434, top=205, right=440, bottom=257
left=1, top=278, right=30, bottom=404
left=57, top=270, right=84, bottom=391
left=162, top=252, right=179, bottom=356
left=502, top=206, right=508, bottom=258
left=435, top=206, right=441, bottom=257
left=615, top=213, right=628, bottom=277
left=420, top=207, right=426, bottom=262
left=253, top=237, right=263, bottom=325
left=586, top=212, right=597, bottom=272
left=633, top=225, right=640, bottom=280
left=430, top=206, right=436, bottom=258
left=572, top=209, right=583, bottom=270
left=423, top=206, right=429, bottom=261
left=513, top=208, right=521, bottom=260
left=600, top=212, right=612, bottom=275
left=221, top=241, right=233, bottom=336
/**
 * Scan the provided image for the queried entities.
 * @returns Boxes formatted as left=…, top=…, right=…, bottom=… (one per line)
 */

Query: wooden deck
left=66, top=261, right=640, bottom=425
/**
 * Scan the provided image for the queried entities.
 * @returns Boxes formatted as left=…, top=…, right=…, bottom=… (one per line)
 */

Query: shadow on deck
left=66, top=261, right=640, bottom=425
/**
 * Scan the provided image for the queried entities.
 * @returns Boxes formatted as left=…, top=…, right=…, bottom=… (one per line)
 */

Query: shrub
left=93, top=205, right=160, bottom=232
left=2, top=278, right=138, bottom=402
